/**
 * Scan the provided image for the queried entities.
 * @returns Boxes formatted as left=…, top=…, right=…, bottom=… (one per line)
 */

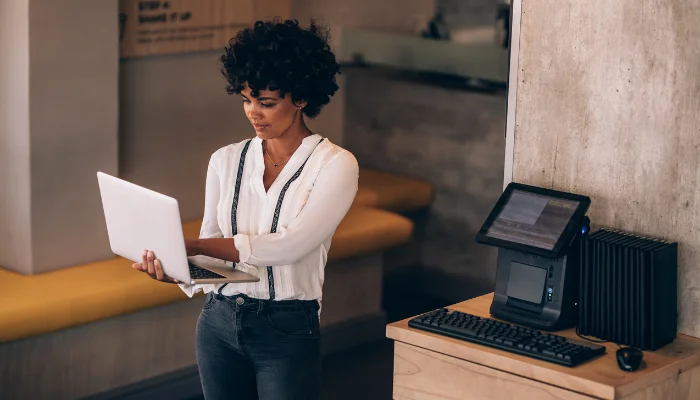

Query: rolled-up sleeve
left=234, top=150, right=359, bottom=266
left=199, top=152, right=224, bottom=239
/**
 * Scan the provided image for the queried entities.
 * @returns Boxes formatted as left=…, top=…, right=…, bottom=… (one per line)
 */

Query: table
left=386, top=293, right=700, bottom=399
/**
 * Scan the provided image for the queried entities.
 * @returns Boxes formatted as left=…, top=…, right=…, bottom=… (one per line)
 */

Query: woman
left=132, top=19, right=358, bottom=400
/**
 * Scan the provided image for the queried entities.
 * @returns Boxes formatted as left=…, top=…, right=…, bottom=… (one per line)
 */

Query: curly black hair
left=220, top=19, right=340, bottom=119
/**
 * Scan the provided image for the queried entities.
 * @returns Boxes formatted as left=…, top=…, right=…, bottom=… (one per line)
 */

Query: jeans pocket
left=264, top=307, right=318, bottom=337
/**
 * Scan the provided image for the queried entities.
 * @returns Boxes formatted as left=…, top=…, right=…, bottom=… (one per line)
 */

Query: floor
left=316, top=285, right=451, bottom=400
left=320, top=338, right=395, bottom=400
left=186, top=338, right=395, bottom=400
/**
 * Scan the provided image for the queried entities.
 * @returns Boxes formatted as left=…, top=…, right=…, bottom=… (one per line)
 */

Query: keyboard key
left=188, top=262, right=226, bottom=279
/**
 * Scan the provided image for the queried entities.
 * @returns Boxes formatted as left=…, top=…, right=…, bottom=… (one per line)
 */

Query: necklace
left=264, top=143, right=290, bottom=167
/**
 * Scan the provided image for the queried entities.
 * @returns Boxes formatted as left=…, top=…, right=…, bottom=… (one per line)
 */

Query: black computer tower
left=578, top=229, right=678, bottom=351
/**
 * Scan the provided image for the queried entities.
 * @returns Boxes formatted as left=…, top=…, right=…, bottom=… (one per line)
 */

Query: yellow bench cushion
left=0, top=207, right=412, bottom=343
left=328, top=206, right=413, bottom=261
left=355, top=168, right=433, bottom=212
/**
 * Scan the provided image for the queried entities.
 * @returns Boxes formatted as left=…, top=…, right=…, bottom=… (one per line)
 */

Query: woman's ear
left=294, top=99, right=308, bottom=110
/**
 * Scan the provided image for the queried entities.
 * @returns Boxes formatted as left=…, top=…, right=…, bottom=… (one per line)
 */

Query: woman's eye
left=240, top=98, right=274, bottom=108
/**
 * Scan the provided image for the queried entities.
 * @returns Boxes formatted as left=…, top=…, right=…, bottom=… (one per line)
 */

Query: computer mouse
left=616, top=347, right=643, bottom=371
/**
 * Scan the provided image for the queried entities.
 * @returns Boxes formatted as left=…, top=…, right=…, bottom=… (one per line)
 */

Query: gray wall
left=344, top=67, right=506, bottom=302
left=512, top=0, right=700, bottom=337
left=0, top=0, right=119, bottom=274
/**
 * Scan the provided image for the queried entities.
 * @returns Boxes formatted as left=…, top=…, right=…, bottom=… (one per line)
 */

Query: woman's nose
left=247, top=106, right=262, bottom=120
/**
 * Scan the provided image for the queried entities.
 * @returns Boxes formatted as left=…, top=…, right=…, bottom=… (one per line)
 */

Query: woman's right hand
left=132, top=250, right=181, bottom=284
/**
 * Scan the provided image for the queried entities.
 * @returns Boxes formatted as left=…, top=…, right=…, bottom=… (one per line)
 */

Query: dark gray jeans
left=195, top=292, right=321, bottom=400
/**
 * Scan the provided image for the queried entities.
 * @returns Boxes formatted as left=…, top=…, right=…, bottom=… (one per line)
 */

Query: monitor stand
left=490, top=237, right=582, bottom=331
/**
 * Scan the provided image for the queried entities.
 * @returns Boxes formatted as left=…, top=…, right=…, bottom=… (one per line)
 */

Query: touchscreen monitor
left=477, top=183, right=590, bottom=258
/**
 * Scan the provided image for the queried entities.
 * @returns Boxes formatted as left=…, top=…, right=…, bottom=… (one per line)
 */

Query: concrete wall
left=0, top=0, right=32, bottom=273
left=293, top=0, right=436, bottom=52
left=0, top=0, right=119, bottom=274
left=344, top=67, right=506, bottom=302
left=512, top=0, right=700, bottom=337
left=29, top=0, right=119, bottom=272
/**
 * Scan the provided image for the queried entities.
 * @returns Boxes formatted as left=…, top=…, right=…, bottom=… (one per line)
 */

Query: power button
left=547, top=287, right=554, bottom=302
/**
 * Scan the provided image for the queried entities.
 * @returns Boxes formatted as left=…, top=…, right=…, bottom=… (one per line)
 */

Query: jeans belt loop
left=216, top=284, right=226, bottom=300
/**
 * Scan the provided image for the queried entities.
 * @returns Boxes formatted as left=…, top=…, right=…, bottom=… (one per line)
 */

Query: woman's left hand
left=185, top=239, right=200, bottom=257
left=183, top=238, right=240, bottom=263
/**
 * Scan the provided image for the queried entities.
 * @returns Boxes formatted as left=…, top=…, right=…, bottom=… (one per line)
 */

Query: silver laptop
left=96, top=171, right=259, bottom=285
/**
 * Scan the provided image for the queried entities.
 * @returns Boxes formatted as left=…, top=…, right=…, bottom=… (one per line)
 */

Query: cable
left=575, top=326, right=622, bottom=348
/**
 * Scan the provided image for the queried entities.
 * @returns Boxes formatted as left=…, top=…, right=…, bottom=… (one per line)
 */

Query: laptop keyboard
left=188, top=261, right=226, bottom=280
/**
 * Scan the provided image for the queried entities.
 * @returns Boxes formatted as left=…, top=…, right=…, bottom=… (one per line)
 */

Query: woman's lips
left=252, top=123, right=269, bottom=131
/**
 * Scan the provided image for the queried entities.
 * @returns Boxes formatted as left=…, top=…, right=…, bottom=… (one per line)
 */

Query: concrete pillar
left=511, top=0, right=700, bottom=337
left=0, top=0, right=32, bottom=273
left=0, top=0, right=119, bottom=274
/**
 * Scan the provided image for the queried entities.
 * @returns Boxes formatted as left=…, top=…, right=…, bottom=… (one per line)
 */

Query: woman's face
left=240, top=84, right=306, bottom=140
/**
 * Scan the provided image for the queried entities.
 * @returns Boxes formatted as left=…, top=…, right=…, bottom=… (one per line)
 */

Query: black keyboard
left=188, top=262, right=226, bottom=280
left=408, top=308, right=606, bottom=367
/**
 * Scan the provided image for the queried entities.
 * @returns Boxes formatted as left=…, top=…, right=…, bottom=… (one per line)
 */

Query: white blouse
left=178, top=134, right=359, bottom=303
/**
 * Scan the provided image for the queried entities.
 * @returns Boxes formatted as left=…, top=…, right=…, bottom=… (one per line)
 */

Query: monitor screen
left=485, top=190, right=579, bottom=250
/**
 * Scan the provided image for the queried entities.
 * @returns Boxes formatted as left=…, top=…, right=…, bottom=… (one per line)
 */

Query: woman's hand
left=185, top=239, right=201, bottom=257
left=132, top=250, right=181, bottom=284
left=182, top=238, right=240, bottom=263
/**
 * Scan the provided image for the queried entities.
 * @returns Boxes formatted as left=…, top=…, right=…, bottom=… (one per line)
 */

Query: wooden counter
left=386, top=293, right=700, bottom=399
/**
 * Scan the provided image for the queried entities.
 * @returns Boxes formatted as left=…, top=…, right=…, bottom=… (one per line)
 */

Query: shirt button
left=236, top=297, right=244, bottom=305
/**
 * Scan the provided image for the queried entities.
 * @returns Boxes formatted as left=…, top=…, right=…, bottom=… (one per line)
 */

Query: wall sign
left=119, top=0, right=290, bottom=58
